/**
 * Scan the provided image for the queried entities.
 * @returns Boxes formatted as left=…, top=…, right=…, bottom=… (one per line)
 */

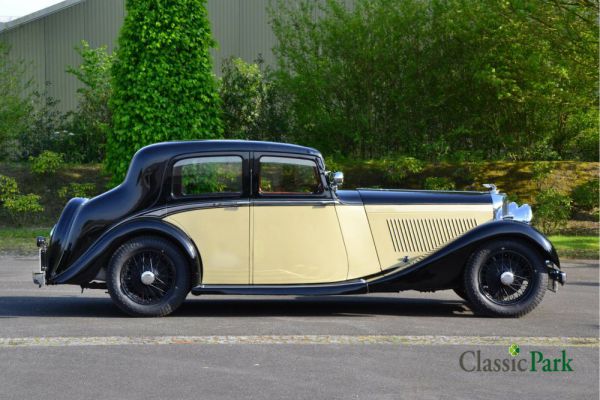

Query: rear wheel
left=107, top=236, right=190, bottom=317
left=463, top=240, right=547, bottom=317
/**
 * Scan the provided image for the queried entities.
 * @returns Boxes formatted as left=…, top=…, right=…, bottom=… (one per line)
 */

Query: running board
left=191, top=279, right=368, bottom=296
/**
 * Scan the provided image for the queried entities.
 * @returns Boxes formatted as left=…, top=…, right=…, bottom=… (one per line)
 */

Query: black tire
left=463, top=240, right=547, bottom=318
left=453, top=287, right=469, bottom=302
left=107, top=236, right=191, bottom=317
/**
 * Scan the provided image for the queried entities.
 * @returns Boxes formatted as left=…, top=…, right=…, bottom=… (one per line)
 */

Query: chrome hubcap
left=500, top=271, right=515, bottom=286
left=140, top=271, right=156, bottom=285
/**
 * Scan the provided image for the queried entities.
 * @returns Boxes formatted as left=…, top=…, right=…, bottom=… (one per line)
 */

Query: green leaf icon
left=508, top=344, right=520, bottom=357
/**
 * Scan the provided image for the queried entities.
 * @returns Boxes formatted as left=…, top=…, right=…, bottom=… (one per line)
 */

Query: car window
left=173, top=156, right=243, bottom=197
left=259, top=156, right=323, bottom=195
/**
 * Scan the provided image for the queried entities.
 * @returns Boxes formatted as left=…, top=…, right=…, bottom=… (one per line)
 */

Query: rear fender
left=50, top=218, right=201, bottom=286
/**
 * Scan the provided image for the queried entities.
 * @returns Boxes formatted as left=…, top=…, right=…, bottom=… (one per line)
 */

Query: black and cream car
left=34, top=140, right=565, bottom=317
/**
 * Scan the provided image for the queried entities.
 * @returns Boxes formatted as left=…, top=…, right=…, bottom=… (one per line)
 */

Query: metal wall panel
left=207, top=0, right=241, bottom=74
left=82, top=0, right=125, bottom=51
left=239, top=0, right=276, bottom=68
left=1, top=20, right=46, bottom=95
left=0, top=0, right=313, bottom=111
left=44, top=4, right=85, bottom=111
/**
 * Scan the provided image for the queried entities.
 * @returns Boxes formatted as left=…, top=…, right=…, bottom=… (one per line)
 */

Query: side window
left=172, top=156, right=243, bottom=197
left=259, top=156, right=324, bottom=195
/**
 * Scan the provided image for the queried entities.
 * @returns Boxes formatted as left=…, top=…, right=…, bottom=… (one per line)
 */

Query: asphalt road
left=0, top=256, right=598, bottom=400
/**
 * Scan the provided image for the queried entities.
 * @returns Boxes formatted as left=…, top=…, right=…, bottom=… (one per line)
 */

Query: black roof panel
left=139, top=140, right=321, bottom=157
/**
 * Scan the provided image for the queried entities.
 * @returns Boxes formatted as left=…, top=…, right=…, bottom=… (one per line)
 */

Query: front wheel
left=107, top=236, right=191, bottom=317
left=463, top=240, right=547, bottom=317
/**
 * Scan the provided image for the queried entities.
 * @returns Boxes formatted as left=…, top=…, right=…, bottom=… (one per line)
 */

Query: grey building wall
left=0, top=0, right=278, bottom=112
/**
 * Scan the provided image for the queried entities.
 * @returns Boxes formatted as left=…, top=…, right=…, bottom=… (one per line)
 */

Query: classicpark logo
left=459, top=344, right=574, bottom=372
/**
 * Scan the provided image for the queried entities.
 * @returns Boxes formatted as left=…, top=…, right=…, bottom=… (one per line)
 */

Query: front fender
left=50, top=218, right=201, bottom=286
left=367, top=220, right=559, bottom=292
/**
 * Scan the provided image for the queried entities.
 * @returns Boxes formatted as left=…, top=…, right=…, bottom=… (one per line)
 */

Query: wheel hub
left=140, top=271, right=156, bottom=285
left=500, top=271, right=514, bottom=286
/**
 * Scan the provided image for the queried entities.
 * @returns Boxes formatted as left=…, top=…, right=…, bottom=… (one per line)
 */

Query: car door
left=164, top=152, right=251, bottom=284
left=251, top=153, right=348, bottom=284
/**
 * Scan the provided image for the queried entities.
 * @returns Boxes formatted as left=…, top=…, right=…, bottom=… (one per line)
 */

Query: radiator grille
left=386, top=218, right=478, bottom=253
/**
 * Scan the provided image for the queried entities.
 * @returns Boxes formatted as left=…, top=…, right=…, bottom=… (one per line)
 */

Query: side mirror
left=330, top=171, right=344, bottom=191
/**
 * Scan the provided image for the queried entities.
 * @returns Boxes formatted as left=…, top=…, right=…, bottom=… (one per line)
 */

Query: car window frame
left=252, top=152, right=332, bottom=200
left=168, top=151, right=251, bottom=201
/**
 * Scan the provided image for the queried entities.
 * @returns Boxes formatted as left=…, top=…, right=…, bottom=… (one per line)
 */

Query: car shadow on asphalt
left=0, top=295, right=474, bottom=318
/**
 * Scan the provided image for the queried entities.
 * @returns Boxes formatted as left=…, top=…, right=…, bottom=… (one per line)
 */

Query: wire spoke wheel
left=120, top=250, right=176, bottom=305
left=478, top=249, right=534, bottom=305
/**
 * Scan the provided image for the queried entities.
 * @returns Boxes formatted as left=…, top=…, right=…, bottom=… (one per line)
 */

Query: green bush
left=108, top=0, right=223, bottom=185
left=57, top=182, right=97, bottom=199
left=0, top=43, right=33, bottom=159
left=220, top=56, right=291, bottom=142
left=270, top=0, right=597, bottom=161
left=534, top=188, right=572, bottom=235
left=571, top=179, right=599, bottom=211
left=65, top=41, right=114, bottom=163
left=3, top=193, right=44, bottom=226
left=221, top=57, right=264, bottom=139
left=424, top=177, right=456, bottom=191
left=0, top=174, right=19, bottom=202
left=382, top=157, right=423, bottom=184
left=30, top=151, right=64, bottom=175
left=17, top=90, right=69, bottom=160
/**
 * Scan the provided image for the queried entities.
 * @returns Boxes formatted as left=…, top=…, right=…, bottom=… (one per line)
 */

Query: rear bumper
left=33, top=237, right=47, bottom=287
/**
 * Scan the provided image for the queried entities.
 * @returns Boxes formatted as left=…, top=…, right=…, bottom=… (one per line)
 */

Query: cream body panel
left=164, top=207, right=250, bottom=284
left=334, top=204, right=381, bottom=279
left=253, top=205, right=348, bottom=284
left=365, top=204, right=493, bottom=270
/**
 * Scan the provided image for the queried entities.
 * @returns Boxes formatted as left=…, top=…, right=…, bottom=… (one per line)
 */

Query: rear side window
left=259, top=156, right=323, bottom=195
left=172, top=156, right=243, bottom=197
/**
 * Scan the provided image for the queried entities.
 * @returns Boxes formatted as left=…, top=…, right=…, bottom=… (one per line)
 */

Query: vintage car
left=34, top=140, right=566, bottom=317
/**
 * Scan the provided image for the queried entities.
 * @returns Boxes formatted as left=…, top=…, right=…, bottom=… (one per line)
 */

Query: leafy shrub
left=221, top=57, right=264, bottom=139
left=534, top=189, right=572, bottom=235
left=220, top=56, right=291, bottom=142
left=15, top=90, right=68, bottom=160
left=571, top=179, right=599, bottom=211
left=531, top=162, right=554, bottom=190
left=3, top=194, right=44, bottom=226
left=0, top=43, right=33, bottom=159
left=30, top=151, right=64, bottom=175
left=65, top=41, right=114, bottom=163
left=57, top=182, right=97, bottom=199
left=382, top=157, right=423, bottom=183
left=0, top=174, right=19, bottom=202
left=108, top=0, right=223, bottom=185
left=424, top=177, right=456, bottom=191
left=270, top=0, right=596, bottom=161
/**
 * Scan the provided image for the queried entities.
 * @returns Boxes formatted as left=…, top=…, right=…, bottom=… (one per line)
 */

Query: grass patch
left=0, top=227, right=596, bottom=260
left=0, top=227, right=50, bottom=255
left=548, top=235, right=599, bottom=260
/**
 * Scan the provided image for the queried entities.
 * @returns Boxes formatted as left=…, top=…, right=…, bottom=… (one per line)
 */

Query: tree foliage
left=220, top=56, right=291, bottom=141
left=270, top=0, right=598, bottom=161
left=66, top=40, right=114, bottom=162
left=108, top=0, right=223, bottom=183
left=0, top=43, right=33, bottom=158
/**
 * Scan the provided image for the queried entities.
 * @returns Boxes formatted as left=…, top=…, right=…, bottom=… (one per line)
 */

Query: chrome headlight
left=486, top=183, right=533, bottom=224
left=501, top=202, right=533, bottom=223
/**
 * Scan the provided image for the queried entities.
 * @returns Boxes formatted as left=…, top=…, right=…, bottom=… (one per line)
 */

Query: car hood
left=355, top=188, right=492, bottom=205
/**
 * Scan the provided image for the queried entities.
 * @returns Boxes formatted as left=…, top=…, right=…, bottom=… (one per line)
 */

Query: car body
left=34, top=140, right=566, bottom=317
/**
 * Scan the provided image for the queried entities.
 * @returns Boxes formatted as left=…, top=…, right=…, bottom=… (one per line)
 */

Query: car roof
left=139, top=140, right=322, bottom=157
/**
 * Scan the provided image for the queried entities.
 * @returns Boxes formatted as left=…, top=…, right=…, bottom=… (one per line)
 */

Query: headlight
left=486, top=184, right=533, bottom=224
